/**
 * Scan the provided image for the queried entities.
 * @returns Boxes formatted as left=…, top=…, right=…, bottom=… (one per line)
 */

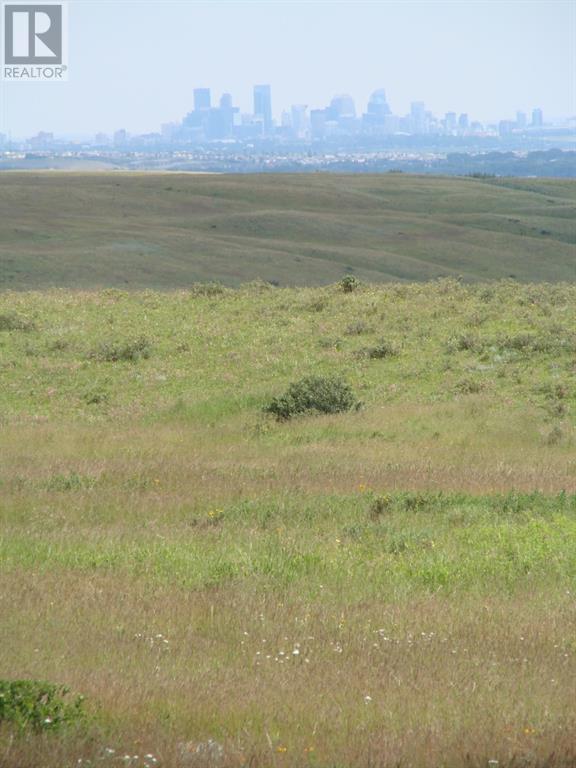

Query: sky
left=0, top=0, right=574, bottom=138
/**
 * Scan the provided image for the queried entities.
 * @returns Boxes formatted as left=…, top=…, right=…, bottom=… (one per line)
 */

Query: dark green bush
left=455, top=377, right=486, bottom=395
left=189, top=281, right=228, bottom=297
left=345, top=320, right=372, bottom=336
left=446, top=334, right=482, bottom=353
left=45, top=472, right=96, bottom=492
left=0, top=680, right=86, bottom=733
left=339, top=275, right=360, bottom=293
left=369, top=494, right=393, bottom=519
left=360, top=338, right=400, bottom=359
left=264, top=375, right=359, bottom=421
left=90, top=336, right=152, bottom=362
left=0, top=313, right=36, bottom=332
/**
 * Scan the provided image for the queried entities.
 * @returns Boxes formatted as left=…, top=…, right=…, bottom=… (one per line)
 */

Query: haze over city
left=0, top=0, right=574, bottom=138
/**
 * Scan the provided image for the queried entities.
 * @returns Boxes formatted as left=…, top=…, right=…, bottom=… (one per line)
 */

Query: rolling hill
left=0, top=172, right=575, bottom=289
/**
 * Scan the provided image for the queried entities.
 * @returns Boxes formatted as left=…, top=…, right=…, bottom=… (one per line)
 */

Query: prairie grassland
left=1, top=280, right=576, bottom=767
left=1, top=173, right=576, bottom=289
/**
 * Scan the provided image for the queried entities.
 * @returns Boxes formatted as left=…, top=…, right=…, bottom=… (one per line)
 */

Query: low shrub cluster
left=89, top=336, right=152, bottom=362
left=0, top=313, right=36, bottom=332
left=345, top=320, right=372, bottom=336
left=264, top=375, right=359, bottom=421
left=447, top=330, right=576, bottom=356
left=188, top=281, right=228, bottom=297
left=0, top=680, right=86, bottom=733
left=339, top=275, right=360, bottom=293
left=357, top=338, right=400, bottom=359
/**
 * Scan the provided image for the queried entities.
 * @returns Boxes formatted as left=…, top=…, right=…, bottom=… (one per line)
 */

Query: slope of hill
left=0, top=172, right=574, bottom=289
left=1, top=281, right=576, bottom=766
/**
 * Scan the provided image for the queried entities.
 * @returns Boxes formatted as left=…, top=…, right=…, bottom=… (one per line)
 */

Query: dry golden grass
left=1, top=282, right=575, bottom=766
left=2, top=571, right=576, bottom=768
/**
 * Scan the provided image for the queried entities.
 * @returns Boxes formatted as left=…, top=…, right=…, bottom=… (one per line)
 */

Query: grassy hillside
left=1, top=281, right=576, bottom=767
left=0, top=173, right=575, bottom=289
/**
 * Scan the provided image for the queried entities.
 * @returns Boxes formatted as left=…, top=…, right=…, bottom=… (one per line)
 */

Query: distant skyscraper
left=444, top=112, right=457, bottom=133
left=498, top=120, right=515, bottom=136
left=219, top=93, right=233, bottom=110
left=290, top=105, right=308, bottom=138
left=364, top=89, right=391, bottom=129
left=410, top=101, right=426, bottom=133
left=161, top=123, right=178, bottom=142
left=194, top=88, right=211, bottom=111
left=328, top=94, right=356, bottom=120
left=458, top=113, right=469, bottom=133
left=113, top=129, right=128, bottom=146
left=516, top=111, right=527, bottom=129
left=310, top=109, right=327, bottom=139
left=208, top=93, right=237, bottom=139
left=531, top=108, right=543, bottom=127
left=254, top=84, right=273, bottom=134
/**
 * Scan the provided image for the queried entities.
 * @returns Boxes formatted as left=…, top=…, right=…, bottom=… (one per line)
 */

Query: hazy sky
left=0, top=0, right=574, bottom=137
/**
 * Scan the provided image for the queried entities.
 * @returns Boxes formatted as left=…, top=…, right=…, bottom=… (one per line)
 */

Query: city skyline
left=141, top=84, right=554, bottom=145
left=1, top=82, right=564, bottom=145
left=0, top=0, right=573, bottom=137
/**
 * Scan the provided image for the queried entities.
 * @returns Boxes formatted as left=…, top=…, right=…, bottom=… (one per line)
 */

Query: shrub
left=455, top=377, right=486, bottom=395
left=546, top=425, right=564, bottom=445
left=0, top=680, right=86, bottom=733
left=90, top=336, right=152, bottom=362
left=264, top=375, right=359, bottom=421
left=189, top=281, right=228, bottom=297
left=318, top=337, right=342, bottom=350
left=48, top=338, right=69, bottom=352
left=241, top=279, right=274, bottom=293
left=369, top=494, right=393, bottom=519
left=345, top=320, right=372, bottom=336
left=307, top=298, right=327, bottom=312
left=45, top=472, right=96, bottom=491
left=446, top=334, right=482, bottom=353
left=0, top=313, right=36, bottom=332
left=82, top=386, right=109, bottom=405
left=359, top=338, right=400, bottom=359
left=339, top=275, right=360, bottom=293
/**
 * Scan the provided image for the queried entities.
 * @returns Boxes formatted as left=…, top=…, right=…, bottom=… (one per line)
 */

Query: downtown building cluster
left=143, top=85, right=548, bottom=146
left=0, top=86, right=559, bottom=154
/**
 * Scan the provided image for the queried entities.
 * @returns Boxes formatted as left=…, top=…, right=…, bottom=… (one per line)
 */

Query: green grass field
left=1, top=279, right=575, bottom=767
left=1, top=173, right=575, bottom=289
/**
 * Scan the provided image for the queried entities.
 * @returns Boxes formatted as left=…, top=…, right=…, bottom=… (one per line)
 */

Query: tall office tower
left=444, top=112, right=457, bottom=133
left=458, top=113, right=469, bottom=132
left=220, top=93, right=233, bottom=110
left=209, top=93, right=237, bottom=139
left=310, top=109, right=327, bottom=139
left=516, top=111, right=527, bottom=129
left=498, top=120, right=515, bottom=136
left=194, top=88, right=211, bottom=111
left=290, top=104, right=308, bottom=138
left=253, top=84, right=273, bottom=134
left=410, top=101, right=426, bottom=134
left=113, top=129, right=128, bottom=146
left=365, top=89, right=391, bottom=124
left=328, top=94, right=356, bottom=120
left=531, top=108, right=543, bottom=127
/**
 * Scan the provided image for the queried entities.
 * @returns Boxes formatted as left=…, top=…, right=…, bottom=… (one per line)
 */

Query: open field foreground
left=1, top=280, right=576, bottom=767
left=0, top=173, right=575, bottom=289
